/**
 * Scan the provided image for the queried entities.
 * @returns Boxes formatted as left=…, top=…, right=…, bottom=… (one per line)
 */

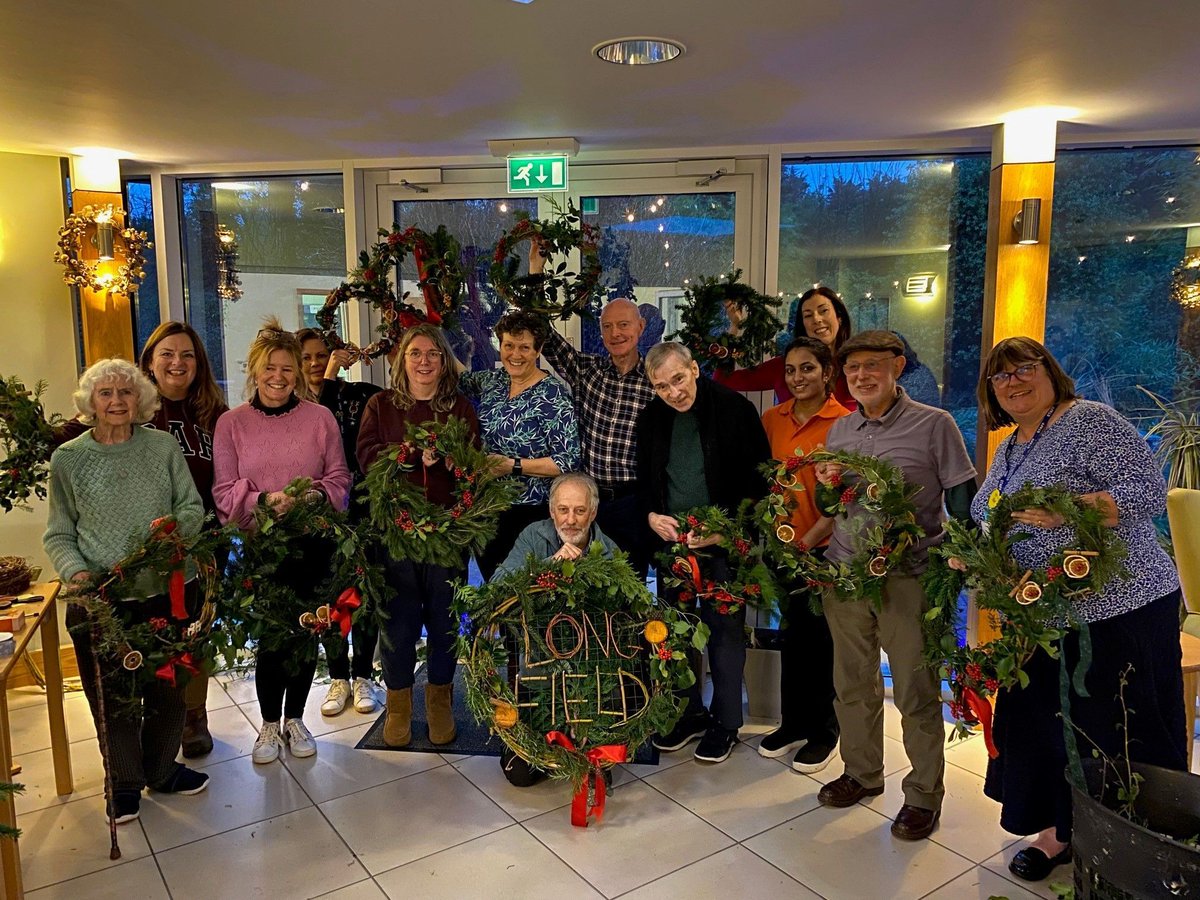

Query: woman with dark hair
left=757, top=337, right=851, bottom=772
left=138, top=320, right=229, bottom=757
left=459, top=309, right=579, bottom=580
left=717, top=286, right=855, bottom=407
left=297, top=327, right=384, bottom=718
left=357, top=324, right=481, bottom=748
left=959, top=336, right=1184, bottom=883
left=213, top=319, right=351, bottom=765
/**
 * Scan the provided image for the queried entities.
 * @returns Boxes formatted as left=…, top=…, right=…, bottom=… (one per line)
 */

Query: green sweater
left=43, top=427, right=204, bottom=589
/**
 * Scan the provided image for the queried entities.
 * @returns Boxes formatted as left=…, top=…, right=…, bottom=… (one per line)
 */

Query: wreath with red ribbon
left=667, top=269, right=782, bottom=372
left=489, top=200, right=602, bottom=320
left=318, top=224, right=465, bottom=360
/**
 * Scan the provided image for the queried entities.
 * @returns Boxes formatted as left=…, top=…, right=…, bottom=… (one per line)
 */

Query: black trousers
left=380, top=558, right=462, bottom=690
left=778, top=570, right=839, bottom=742
left=595, top=493, right=652, bottom=580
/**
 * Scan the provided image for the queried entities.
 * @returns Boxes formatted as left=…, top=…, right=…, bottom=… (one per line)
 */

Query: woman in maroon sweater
left=357, top=324, right=480, bottom=748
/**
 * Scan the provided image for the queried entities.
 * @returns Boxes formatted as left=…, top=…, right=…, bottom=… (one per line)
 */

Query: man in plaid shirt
left=541, top=299, right=656, bottom=578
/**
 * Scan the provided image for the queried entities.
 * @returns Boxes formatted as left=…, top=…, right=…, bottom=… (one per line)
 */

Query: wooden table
left=0, top=582, right=72, bottom=900
left=1182, top=631, right=1200, bottom=771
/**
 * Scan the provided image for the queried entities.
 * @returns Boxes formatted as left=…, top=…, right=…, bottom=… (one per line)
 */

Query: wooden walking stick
left=88, top=618, right=121, bottom=860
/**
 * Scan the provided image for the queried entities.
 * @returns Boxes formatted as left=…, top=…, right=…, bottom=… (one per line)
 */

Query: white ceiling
left=3, top=0, right=1199, bottom=166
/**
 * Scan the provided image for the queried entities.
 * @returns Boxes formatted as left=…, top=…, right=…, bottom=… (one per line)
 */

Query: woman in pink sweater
left=213, top=320, right=351, bottom=765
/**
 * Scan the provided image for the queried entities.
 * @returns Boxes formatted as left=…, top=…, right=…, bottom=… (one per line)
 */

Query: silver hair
left=644, top=341, right=693, bottom=378
left=73, top=358, right=161, bottom=425
left=549, top=472, right=599, bottom=513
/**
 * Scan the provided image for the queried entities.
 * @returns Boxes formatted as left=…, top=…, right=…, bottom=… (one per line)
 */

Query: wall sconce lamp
left=1013, top=197, right=1041, bottom=245
left=93, top=208, right=115, bottom=260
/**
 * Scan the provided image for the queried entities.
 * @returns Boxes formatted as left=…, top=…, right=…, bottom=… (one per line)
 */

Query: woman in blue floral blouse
left=461, top=310, right=580, bottom=579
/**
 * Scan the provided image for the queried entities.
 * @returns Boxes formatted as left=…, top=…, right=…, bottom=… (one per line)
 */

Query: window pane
left=580, top=192, right=736, bottom=355
left=181, top=175, right=345, bottom=402
left=778, top=157, right=990, bottom=448
left=124, top=179, right=160, bottom=352
left=1046, top=147, right=1200, bottom=418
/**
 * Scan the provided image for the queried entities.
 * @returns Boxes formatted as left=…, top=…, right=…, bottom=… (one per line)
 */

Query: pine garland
left=0, top=375, right=64, bottom=512
left=667, top=269, right=782, bottom=372
left=0, top=781, right=23, bottom=839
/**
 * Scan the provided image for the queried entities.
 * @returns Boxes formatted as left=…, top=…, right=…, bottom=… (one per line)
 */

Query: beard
left=555, top=524, right=588, bottom=549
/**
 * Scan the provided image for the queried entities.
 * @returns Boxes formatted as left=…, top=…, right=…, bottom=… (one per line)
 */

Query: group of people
left=41, top=276, right=1187, bottom=884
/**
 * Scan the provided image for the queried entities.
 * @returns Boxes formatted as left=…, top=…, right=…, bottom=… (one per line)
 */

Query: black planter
left=1072, top=759, right=1200, bottom=898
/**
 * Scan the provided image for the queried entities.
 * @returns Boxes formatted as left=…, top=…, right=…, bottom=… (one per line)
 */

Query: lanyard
left=988, top=405, right=1056, bottom=513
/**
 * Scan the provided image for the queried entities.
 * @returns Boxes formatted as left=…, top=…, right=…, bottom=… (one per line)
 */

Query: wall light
left=93, top=208, right=115, bottom=261
left=1013, top=198, right=1041, bottom=245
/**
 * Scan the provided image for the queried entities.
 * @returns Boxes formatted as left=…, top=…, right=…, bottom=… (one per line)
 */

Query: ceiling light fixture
left=593, top=37, right=685, bottom=66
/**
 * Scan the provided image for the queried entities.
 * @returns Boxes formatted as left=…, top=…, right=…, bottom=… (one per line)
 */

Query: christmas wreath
left=214, top=479, right=386, bottom=671
left=656, top=504, right=778, bottom=616
left=922, top=484, right=1126, bottom=753
left=489, top=200, right=601, bottom=320
left=667, top=269, right=782, bottom=372
left=54, top=205, right=151, bottom=295
left=318, top=224, right=465, bottom=360
left=0, top=375, right=64, bottom=513
left=756, top=448, right=924, bottom=610
left=362, top=416, right=518, bottom=568
left=454, top=546, right=707, bottom=826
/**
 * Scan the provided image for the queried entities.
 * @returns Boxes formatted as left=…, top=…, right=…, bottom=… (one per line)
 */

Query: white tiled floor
left=7, top=676, right=1123, bottom=899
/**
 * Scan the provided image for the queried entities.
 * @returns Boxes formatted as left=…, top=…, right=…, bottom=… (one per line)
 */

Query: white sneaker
left=321, top=679, right=351, bottom=716
left=353, top=677, right=378, bottom=714
left=252, top=721, right=283, bottom=764
left=283, top=718, right=317, bottom=758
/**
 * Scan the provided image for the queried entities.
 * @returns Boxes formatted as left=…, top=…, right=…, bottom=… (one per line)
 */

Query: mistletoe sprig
left=363, top=416, right=518, bottom=568
left=0, top=375, right=65, bottom=512
left=756, top=448, right=924, bottom=610
left=318, top=224, right=465, bottom=360
left=490, top=199, right=602, bottom=320
left=54, top=205, right=151, bottom=295
left=922, top=484, right=1127, bottom=745
left=667, top=269, right=782, bottom=372
left=454, top=546, right=707, bottom=788
left=656, top=504, right=778, bottom=616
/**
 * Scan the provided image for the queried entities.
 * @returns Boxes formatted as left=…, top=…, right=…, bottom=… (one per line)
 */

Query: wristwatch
left=512, top=457, right=523, bottom=476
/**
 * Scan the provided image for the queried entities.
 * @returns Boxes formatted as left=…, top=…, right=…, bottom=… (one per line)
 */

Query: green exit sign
left=507, top=155, right=569, bottom=193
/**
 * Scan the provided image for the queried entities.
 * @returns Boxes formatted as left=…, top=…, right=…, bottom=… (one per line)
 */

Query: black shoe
left=151, top=764, right=210, bottom=796
left=108, top=789, right=141, bottom=824
left=1008, top=846, right=1071, bottom=881
left=500, top=747, right=547, bottom=788
left=653, top=712, right=711, bottom=752
left=758, top=728, right=806, bottom=759
left=694, top=726, right=739, bottom=763
left=792, top=737, right=839, bottom=774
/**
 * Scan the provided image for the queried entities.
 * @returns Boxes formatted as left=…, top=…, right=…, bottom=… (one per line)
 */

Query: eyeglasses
left=405, top=350, right=444, bottom=362
left=989, top=360, right=1043, bottom=387
left=842, top=356, right=896, bottom=377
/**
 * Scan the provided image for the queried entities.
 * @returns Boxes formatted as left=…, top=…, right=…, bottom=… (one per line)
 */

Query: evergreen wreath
left=214, top=479, right=386, bottom=672
left=755, top=447, right=924, bottom=610
left=922, top=484, right=1126, bottom=750
left=318, top=224, right=465, bottom=360
left=0, top=375, right=65, bottom=512
left=54, top=205, right=151, bottom=295
left=667, top=269, right=782, bottom=372
left=656, top=504, right=778, bottom=616
left=490, top=199, right=602, bottom=320
left=362, top=415, right=518, bottom=568
left=454, top=546, right=707, bottom=811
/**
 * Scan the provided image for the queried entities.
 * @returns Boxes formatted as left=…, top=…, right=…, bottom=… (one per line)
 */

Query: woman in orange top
left=757, top=336, right=851, bottom=773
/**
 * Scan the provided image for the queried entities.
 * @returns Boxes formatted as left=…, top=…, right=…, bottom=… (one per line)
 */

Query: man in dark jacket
left=637, top=342, right=771, bottom=763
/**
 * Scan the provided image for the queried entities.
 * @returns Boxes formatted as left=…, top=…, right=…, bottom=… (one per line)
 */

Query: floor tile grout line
left=366, top=820, right=525, bottom=883
left=513, top=818, right=614, bottom=899
left=17, top=852, right=152, bottom=895
left=737, top=839, right=833, bottom=900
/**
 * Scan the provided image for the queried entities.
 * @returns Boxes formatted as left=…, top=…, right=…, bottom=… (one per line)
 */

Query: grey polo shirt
left=825, top=387, right=976, bottom=572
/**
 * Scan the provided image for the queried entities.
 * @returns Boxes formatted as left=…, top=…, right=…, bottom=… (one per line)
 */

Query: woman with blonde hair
left=212, top=319, right=350, bottom=764
left=357, top=324, right=480, bottom=748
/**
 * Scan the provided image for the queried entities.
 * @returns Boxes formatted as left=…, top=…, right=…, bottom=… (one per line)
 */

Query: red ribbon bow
left=545, top=731, right=628, bottom=827
left=150, top=518, right=188, bottom=620
left=963, top=686, right=999, bottom=759
left=331, top=588, right=362, bottom=639
left=155, top=652, right=199, bottom=688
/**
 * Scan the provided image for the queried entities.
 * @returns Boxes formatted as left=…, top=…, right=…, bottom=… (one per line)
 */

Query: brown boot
left=181, top=706, right=213, bottom=758
left=426, top=682, right=457, bottom=745
left=383, top=688, right=412, bottom=747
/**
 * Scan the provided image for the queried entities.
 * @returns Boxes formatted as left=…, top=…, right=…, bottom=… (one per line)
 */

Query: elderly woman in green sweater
left=43, top=359, right=208, bottom=825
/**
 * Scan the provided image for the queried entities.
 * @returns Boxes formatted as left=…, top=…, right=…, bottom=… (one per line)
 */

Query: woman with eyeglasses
left=960, top=337, right=1184, bottom=883
left=357, top=324, right=480, bottom=748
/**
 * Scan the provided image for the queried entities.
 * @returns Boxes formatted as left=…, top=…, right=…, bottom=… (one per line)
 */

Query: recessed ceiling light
left=593, top=37, right=685, bottom=65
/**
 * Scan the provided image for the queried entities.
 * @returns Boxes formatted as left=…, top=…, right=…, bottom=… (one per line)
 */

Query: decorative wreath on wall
left=490, top=200, right=602, bottom=320
left=318, top=224, right=466, bottom=360
left=667, top=269, right=782, bottom=372
left=0, top=375, right=64, bottom=513
left=454, top=547, right=706, bottom=826
left=921, top=484, right=1126, bottom=754
left=54, top=205, right=151, bottom=295
left=656, top=504, right=778, bottom=616
left=362, top=416, right=518, bottom=568
left=756, top=448, right=923, bottom=611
